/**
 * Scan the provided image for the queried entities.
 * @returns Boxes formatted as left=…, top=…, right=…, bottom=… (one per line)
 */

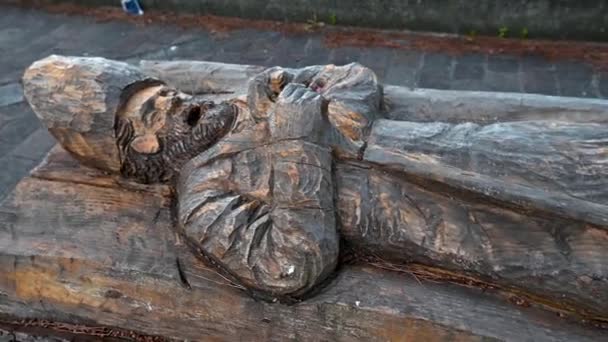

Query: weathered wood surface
left=23, top=56, right=149, bottom=173
left=13, top=57, right=608, bottom=339
left=365, top=119, right=608, bottom=226
left=140, top=60, right=264, bottom=103
left=0, top=146, right=606, bottom=341
left=336, top=160, right=608, bottom=319
left=139, top=60, right=608, bottom=124
left=139, top=59, right=608, bottom=317
left=382, top=86, right=608, bottom=124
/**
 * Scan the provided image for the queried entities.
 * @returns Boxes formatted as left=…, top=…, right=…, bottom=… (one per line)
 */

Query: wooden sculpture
left=18, top=55, right=608, bottom=323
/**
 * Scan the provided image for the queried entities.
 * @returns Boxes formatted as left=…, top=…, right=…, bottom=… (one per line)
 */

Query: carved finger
left=300, top=89, right=320, bottom=102
left=278, top=83, right=300, bottom=100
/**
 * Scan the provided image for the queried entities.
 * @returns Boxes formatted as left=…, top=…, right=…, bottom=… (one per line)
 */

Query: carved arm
left=247, top=63, right=383, bottom=157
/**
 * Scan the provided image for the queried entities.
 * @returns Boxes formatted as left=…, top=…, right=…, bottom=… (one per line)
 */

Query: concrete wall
left=38, top=0, right=608, bottom=41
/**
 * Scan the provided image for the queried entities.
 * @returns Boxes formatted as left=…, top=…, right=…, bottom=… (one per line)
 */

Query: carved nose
left=131, top=134, right=160, bottom=154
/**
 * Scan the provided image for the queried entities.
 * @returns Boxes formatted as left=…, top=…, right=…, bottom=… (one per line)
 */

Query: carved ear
left=23, top=55, right=149, bottom=172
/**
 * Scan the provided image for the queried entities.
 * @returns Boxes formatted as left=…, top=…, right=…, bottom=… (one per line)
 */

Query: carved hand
left=177, top=80, right=338, bottom=302
left=247, top=67, right=294, bottom=122
left=269, top=83, right=329, bottom=145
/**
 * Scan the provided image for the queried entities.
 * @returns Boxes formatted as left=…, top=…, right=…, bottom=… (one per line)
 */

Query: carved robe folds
left=178, top=84, right=339, bottom=299
left=340, top=119, right=608, bottom=315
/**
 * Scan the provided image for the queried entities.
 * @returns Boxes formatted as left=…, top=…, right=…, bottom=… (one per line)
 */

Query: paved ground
left=0, top=5, right=607, bottom=203
left=0, top=328, right=66, bottom=342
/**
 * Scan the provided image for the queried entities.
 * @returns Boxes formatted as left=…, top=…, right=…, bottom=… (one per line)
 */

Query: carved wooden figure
left=22, top=55, right=608, bottom=319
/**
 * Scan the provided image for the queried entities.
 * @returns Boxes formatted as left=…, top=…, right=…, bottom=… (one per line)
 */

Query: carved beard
left=115, top=102, right=236, bottom=184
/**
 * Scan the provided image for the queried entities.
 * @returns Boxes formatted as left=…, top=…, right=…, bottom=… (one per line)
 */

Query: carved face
left=115, top=82, right=236, bottom=184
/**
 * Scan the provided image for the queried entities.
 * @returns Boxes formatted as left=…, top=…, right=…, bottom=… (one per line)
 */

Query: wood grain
left=336, top=161, right=608, bottom=318
left=0, top=146, right=606, bottom=341
left=14, top=58, right=608, bottom=338
left=140, top=60, right=608, bottom=124
left=23, top=55, right=148, bottom=172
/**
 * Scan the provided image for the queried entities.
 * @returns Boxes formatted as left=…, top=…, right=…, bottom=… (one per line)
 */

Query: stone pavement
left=0, top=5, right=607, bottom=203
left=0, top=328, right=67, bottom=342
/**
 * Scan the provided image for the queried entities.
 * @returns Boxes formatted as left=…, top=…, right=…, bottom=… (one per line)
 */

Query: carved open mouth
left=186, top=106, right=203, bottom=127
left=187, top=101, right=236, bottom=149
left=116, top=100, right=236, bottom=184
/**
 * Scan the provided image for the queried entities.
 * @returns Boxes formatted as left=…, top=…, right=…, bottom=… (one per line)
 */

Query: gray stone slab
left=266, top=33, right=310, bottom=68
left=0, top=106, right=41, bottom=157
left=299, top=35, right=331, bottom=67
left=0, top=83, right=22, bottom=107
left=163, top=32, right=225, bottom=62
left=453, top=53, right=485, bottom=80
left=0, top=103, right=40, bottom=151
left=450, top=78, right=485, bottom=91
left=487, top=55, right=520, bottom=73
left=358, top=47, right=393, bottom=80
left=556, top=61, right=594, bottom=81
left=556, top=61, right=596, bottom=98
left=523, top=69, right=558, bottom=95
left=9, top=128, right=55, bottom=162
left=0, top=62, right=24, bottom=87
left=419, top=53, right=453, bottom=89
left=522, top=55, right=555, bottom=71
left=241, top=34, right=285, bottom=66
left=51, top=19, right=135, bottom=58
left=600, top=72, right=608, bottom=98
left=483, top=70, right=521, bottom=93
left=559, top=79, right=597, bottom=98
left=383, top=50, right=422, bottom=87
left=328, top=46, right=362, bottom=66
left=0, top=155, right=39, bottom=202
left=0, top=127, right=55, bottom=201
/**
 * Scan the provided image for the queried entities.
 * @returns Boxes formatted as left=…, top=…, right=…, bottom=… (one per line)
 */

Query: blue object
left=121, top=0, right=144, bottom=16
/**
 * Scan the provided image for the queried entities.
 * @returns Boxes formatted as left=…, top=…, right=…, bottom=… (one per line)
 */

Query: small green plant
left=498, top=26, right=509, bottom=38
left=521, top=27, right=529, bottom=39
left=329, top=13, right=337, bottom=25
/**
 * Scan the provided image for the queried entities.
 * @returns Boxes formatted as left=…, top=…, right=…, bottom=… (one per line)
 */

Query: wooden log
left=139, top=60, right=608, bottom=124
left=13, top=57, right=608, bottom=338
left=364, top=119, right=608, bottom=227
left=382, top=86, right=608, bottom=124
left=0, top=146, right=606, bottom=341
left=138, top=60, right=608, bottom=317
left=336, top=161, right=608, bottom=319
left=140, top=60, right=265, bottom=103
left=23, top=55, right=149, bottom=172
